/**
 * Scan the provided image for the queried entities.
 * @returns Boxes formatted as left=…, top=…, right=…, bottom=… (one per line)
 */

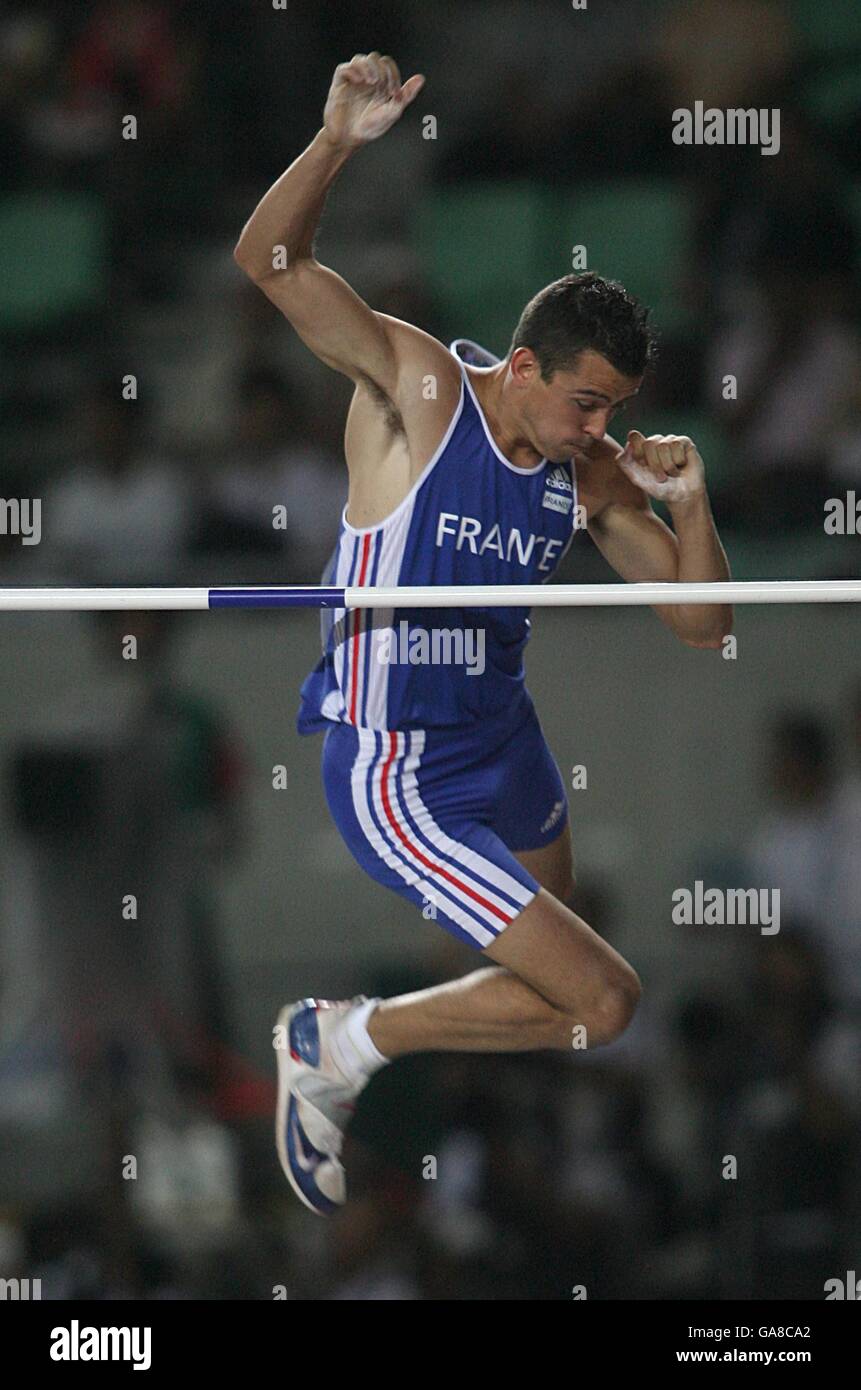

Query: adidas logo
left=540, top=799, right=565, bottom=834
left=542, top=466, right=574, bottom=514
left=545, top=466, right=573, bottom=492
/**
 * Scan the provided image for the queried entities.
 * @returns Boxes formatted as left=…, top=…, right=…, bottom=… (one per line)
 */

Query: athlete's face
left=515, top=349, right=643, bottom=463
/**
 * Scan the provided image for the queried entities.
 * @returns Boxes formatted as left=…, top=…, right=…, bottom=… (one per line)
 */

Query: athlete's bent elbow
left=233, top=247, right=273, bottom=283
left=232, top=242, right=299, bottom=284
left=233, top=243, right=260, bottom=280
left=592, top=972, right=642, bottom=1046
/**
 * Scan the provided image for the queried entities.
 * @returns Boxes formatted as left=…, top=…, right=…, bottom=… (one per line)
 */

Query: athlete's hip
left=322, top=684, right=536, bottom=763
left=320, top=687, right=567, bottom=861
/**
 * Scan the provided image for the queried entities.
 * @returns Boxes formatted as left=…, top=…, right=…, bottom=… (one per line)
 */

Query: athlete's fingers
left=645, top=456, right=670, bottom=482
left=655, top=442, right=679, bottom=475
left=626, top=429, right=646, bottom=461
left=364, top=53, right=384, bottom=85
left=378, top=62, right=396, bottom=100
left=398, top=73, right=426, bottom=106
left=369, top=52, right=396, bottom=96
left=334, top=61, right=364, bottom=86
left=342, top=60, right=370, bottom=87
left=351, top=54, right=377, bottom=85
left=379, top=55, right=401, bottom=95
left=669, top=437, right=687, bottom=468
left=640, top=438, right=668, bottom=479
left=365, top=50, right=384, bottom=82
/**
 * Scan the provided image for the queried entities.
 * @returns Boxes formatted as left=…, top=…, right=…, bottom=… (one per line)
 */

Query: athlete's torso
left=298, top=339, right=583, bottom=734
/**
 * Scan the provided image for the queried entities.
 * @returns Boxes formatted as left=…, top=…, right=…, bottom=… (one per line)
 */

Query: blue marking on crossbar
left=208, top=587, right=346, bottom=609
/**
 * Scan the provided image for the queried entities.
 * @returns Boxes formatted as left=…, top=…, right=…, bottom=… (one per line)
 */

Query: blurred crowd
left=1, top=0, right=860, bottom=1300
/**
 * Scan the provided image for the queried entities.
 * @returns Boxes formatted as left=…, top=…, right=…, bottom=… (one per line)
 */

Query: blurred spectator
left=646, top=992, right=754, bottom=1296
left=48, top=379, right=191, bottom=580
left=831, top=685, right=861, bottom=971
left=728, top=931, right=856, bottom=1298
left=199, top=365, right=342, bottom=575
left=85, top=607, right=248, bottom=1107
left=656, top=0, right=795, bottom=111
left=23, top=1, right=191, bottom=170
left=747, top=712, right=861, bottom=1009
left=67, top=1, right=187, bottom=117
left=0, top=11, right=59, bottom=189
left=434, top=63, right=564, bottom=184
left=700, top=112, right=860, bottom=525
left=324, top=1164, right=424, bottom=1300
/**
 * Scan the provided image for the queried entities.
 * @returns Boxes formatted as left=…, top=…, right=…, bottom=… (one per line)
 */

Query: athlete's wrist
left=316, top=126, right=364, bottom=158
left=667, top=486, right=710, bottom=519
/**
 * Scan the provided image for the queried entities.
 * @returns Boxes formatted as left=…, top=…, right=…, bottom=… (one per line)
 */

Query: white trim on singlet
left=341, top=373, right=466, bottom=537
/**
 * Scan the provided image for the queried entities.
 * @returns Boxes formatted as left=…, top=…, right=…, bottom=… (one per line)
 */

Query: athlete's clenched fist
left=616, top=429, right=706, bottom=503
left=323, top=53, right=425, bottom=150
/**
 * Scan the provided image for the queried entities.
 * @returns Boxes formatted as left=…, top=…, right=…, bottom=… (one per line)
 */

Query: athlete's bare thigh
left=479, top=820, right=638, bottom=1025
left=512, top=818, right=575, bottom=902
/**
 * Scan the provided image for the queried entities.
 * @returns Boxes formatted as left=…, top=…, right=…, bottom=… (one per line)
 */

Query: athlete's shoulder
left=346, top=316, right=461, bottom=452
left=375, top=314, right=462, bottom=396
left=575, top=433, right=643, bottom=523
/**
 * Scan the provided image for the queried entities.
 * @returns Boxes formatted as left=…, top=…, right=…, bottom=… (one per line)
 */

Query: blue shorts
left=320, top=696, right=569, bottom=950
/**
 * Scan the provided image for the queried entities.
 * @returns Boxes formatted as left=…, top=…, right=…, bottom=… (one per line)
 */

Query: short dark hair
left=509, top=272, right=657, bottom=380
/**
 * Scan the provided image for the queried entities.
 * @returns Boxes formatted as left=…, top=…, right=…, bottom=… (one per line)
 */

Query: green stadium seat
left=0, top=192, right=107, bottom=333
left=550, top=181, right=697, bottom=335
left=801, top=65, right=861, bottom=127
left=415, top=178, right=697, bottom=348
left=789, top=0, right=861, bottom=55
left=413, top=181, right=552, bottom=353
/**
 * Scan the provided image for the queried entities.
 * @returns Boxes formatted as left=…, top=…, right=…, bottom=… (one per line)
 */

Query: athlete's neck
left=467, top=364, right=543, bottom=471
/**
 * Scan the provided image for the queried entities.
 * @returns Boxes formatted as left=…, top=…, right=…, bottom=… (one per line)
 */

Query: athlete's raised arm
left=233, top=54, right=425, bottom=394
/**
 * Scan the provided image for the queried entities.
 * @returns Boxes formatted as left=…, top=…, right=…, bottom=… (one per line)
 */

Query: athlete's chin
left=546, top=444, right=582, bottom=463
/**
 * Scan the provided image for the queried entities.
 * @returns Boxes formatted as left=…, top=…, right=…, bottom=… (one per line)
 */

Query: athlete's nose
left=582, top=414, right=609, bottom=440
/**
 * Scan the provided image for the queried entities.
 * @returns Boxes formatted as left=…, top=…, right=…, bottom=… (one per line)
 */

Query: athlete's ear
left=508, top=346, right=540, bottom=387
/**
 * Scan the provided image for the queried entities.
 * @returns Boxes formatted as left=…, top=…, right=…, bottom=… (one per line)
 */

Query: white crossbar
left=0, top=581, right=858, bottom=610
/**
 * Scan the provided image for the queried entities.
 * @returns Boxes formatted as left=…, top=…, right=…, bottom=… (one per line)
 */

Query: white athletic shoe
left=275, top=996, right=370, bottom=1216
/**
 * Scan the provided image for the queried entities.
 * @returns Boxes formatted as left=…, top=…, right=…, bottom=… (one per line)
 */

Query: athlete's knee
left=553, top=963, right=641, bottom=1048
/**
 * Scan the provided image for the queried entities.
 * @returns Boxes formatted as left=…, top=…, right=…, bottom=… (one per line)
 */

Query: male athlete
left=233, top=54, right=733, bottom=1214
